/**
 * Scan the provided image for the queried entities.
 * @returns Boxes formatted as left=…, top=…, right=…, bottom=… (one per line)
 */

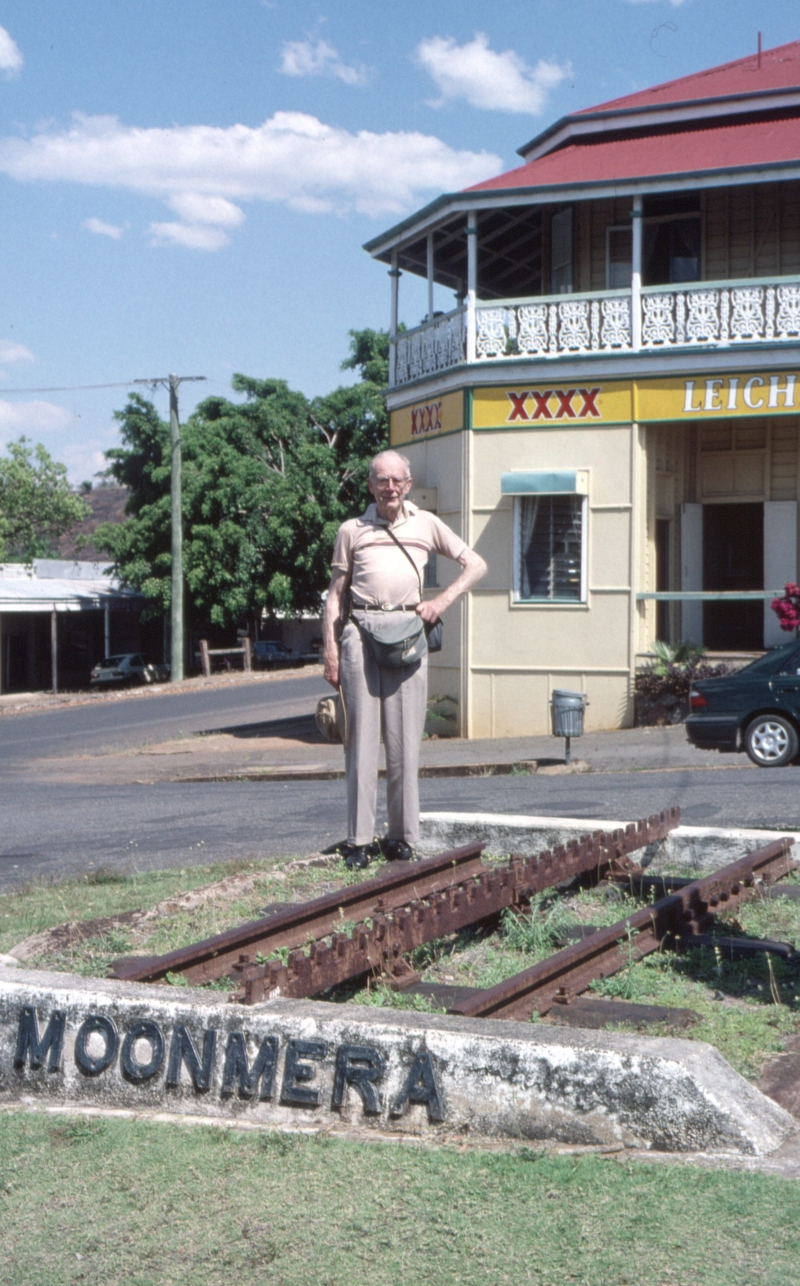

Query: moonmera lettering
left=10, top=1007, right=446, bottom=1121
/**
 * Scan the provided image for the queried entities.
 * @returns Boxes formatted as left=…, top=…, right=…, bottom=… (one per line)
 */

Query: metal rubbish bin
left=550, top=690, right=587, bottom=763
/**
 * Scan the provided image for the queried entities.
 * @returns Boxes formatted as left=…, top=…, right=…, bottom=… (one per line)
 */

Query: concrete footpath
left=23, top=710, right=748, bottom=786
left=0, top=666, right=750, bottom=785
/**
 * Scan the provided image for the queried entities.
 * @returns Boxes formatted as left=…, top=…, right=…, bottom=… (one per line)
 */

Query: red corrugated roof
left=580, top=39, right=800, bottom=114
left=468, top=113, right=800, bottom=193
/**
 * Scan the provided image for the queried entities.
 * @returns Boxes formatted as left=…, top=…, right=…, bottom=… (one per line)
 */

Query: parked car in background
left=686, top=640, right=800, bottom=767
left=90, top=654, right=170, bottom=688
left=252, top=640, right=306, bottom=669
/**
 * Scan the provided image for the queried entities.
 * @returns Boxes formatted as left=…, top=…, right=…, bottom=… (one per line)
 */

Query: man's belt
left=351, top=601, right=419, bottom=612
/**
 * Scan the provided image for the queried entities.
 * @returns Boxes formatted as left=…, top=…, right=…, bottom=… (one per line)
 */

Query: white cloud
left=0, top=26, right=23, bottom=76
left=83, top=216, right=126, bottom=239
left=416, top=33, right=568, bottom=114
left=167, top=192, right=244, bottom=226
left=0, top=400, right=73, bottom=438
left=0, top=340, right=34, bottom=365
left=280, top=38, right=367, bottom=87
left=0, top=111, right=500, bottom=233
left=148, top=221, right=231, bottom=251
left=58, top=440, right=108, bottom=485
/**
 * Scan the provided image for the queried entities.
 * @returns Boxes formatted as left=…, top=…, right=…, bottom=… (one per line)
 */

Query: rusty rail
left=449, top=837, right=795, bottom=1021
left=110, top=843, right=486, bottom=984
left=234, top=810, right=679, bottom=1004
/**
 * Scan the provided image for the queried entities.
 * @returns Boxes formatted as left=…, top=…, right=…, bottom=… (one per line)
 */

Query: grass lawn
left=1, top=1112, right=800, bottom=1286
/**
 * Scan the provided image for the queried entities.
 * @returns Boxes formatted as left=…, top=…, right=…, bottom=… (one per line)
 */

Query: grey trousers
left=340, top=616, right=428, bottom=846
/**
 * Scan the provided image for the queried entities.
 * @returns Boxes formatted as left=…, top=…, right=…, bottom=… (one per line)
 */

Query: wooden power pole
left=134, top=373, right=205, bottom=681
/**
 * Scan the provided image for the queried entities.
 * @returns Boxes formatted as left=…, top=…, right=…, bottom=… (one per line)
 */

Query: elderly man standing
left=324, top=449, right=487, bottom=869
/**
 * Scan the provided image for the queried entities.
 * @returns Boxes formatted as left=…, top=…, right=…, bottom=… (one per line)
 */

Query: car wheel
left=744, top=715, right=799, bottom=768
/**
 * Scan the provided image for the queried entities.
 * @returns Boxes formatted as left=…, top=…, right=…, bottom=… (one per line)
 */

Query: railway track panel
left=109, top=843, right=486, bottom=985
left=233, top=811, right=679, bottom=1004
left=449, top=838, right=796, bottom=1022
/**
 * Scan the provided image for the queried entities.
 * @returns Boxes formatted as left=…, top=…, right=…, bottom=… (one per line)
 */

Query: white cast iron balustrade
left=394, top=308, right=465, bottom=384
left=389, top=276, right=800, bottom=385
left=640, top=279, right=800, bottom=350
left=477, top=292, right=632, bottom=361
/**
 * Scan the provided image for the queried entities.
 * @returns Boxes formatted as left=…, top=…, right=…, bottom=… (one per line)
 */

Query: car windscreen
left=99, top=656, right=127, bottom=667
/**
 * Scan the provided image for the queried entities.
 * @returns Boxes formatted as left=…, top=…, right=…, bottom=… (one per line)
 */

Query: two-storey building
left=364, top=39, right=800, bottom=737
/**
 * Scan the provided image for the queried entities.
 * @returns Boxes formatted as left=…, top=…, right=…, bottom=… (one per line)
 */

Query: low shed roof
left=0, top=560, right=141, bottom=614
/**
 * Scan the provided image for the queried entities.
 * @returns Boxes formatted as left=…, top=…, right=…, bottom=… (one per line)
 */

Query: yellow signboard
left=472, top=381, right=632, bottom=429
left=635, top=371, right=800, bottom=421
left=390, top=391, right=463, bottom=446
left=391, top=370, right=800, bottom=440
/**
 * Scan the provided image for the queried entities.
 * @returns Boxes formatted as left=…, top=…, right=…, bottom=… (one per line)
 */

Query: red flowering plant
left=771, top=583, right=800, bottom=635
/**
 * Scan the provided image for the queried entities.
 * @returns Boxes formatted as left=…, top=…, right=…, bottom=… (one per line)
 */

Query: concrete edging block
left=418, top=812, right=800, bottom=876
left=0, top=966, right=793, bottom=1155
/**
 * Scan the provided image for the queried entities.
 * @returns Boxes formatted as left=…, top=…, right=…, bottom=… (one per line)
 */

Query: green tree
left=97, top=394, right=172, bottom=615
left=0, top=436, right=89, bottom=561
left=96, top=329, right=390, bottom=627
left=182, top=375, right=344, bottom=622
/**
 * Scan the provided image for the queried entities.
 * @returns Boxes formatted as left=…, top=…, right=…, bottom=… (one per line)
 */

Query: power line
left=0, top=380, right=139, bottom=395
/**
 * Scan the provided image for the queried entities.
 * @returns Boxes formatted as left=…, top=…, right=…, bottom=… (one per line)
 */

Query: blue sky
left=0, top=0, right=798, bottom=483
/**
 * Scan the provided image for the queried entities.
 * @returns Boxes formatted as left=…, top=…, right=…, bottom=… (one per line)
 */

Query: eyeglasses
left=373, top=475, right=411, bottom=489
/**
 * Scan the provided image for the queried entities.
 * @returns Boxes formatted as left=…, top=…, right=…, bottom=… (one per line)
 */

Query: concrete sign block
left=0, top=966, right=793, bottom=1155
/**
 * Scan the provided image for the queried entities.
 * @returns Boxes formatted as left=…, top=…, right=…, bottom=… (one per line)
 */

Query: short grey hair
left=369, top=450, right=412, bottom=481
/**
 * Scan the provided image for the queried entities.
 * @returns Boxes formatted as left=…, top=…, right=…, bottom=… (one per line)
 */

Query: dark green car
left=686, top=640, right=800, bottom=767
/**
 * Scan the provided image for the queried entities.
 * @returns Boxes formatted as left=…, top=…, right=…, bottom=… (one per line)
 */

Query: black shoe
left=382, top=838, right=415, bottom=862
left=342, top=844, right=372, bottom=870
left=321, top=839, right=353, bottom=856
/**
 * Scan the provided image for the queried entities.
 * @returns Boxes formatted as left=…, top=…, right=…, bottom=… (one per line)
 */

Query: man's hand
left=415, top=548, right=487, bottom=624
left=415, top=599, right=444, bottom=624
left=324, top=651, right=340, bottom=688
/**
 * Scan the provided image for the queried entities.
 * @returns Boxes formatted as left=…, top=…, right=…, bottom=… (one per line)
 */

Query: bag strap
left=384, top=523, right=424, bottom=600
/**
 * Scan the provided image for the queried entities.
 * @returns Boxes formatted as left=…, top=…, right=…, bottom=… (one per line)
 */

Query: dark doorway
left=655, top=518, right=670, bottom=642
left=703, top=503, right=763, bottom=650
left=643, top=217, right=701, bottom=285
left=4, top=633, right=28, bottom=690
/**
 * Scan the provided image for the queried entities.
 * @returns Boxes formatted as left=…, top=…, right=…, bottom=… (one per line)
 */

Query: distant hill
left=57, top=485, right=129, bottom=561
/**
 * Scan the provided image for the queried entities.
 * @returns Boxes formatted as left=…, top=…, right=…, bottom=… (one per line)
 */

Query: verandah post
left=466, top=210, right=478, bottom=364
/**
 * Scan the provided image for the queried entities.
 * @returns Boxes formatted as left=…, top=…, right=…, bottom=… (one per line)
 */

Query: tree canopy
left=97, top=328, right=390, bottom=627
left=0, top=437, right=89, bottom=562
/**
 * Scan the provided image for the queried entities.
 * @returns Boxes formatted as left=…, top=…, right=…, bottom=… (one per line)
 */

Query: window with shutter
left=516, top=494, right=584, bottom=602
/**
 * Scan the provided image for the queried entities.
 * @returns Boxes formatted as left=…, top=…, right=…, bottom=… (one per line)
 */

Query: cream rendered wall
left=468, top=423, right=638, bottom=736
left=402, top=432, right=466, bottom=733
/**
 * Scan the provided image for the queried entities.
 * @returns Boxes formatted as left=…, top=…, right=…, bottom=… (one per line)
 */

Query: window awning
left=501, top=469, right=588, bottom=495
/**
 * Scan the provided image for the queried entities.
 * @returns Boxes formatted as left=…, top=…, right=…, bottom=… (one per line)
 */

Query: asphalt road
left=2, top=765, right=800, bottom=892
left=0, top=673, right=329, bottom=765
left=3, top=673, right=800, bottom=893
